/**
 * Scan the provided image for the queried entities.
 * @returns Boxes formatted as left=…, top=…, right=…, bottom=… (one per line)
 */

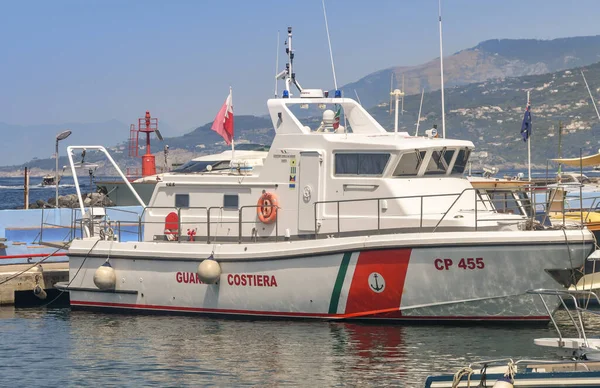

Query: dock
left=0, top=255, right=69, bottom=306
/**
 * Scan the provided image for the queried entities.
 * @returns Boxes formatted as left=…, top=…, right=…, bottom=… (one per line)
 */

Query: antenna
left=391, top=89, right=404, bottom=135
left=415, top=88, right=425, bottom=136
left=322, top=0, right=338, bottom=90
left=275, top=27, right=302, bottom=95
left=274, top=30, right=280, bottom=97
left=438, top=0, right=446, bottom=138
left=354, top=89, right=362, bottom=105
left=389, top=72, right=394, bottom=116
left=401, top=74, right=405, bottom=115
left=286, top=27, right=293, bottom=94
left=581, top=69, right=600, bottom=122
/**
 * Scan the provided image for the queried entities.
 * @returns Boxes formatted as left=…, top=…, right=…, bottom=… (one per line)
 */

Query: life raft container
left=164, top=212, right=179, bottom=241
left=257, top=192, right=278, bottom=224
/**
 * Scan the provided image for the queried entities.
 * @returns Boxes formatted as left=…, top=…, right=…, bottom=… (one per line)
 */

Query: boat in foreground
left=57, top=28, right=594, bottom=322
left=426, top=289, right=600, bottom=386
left=425, top=358, right=600, bottom=387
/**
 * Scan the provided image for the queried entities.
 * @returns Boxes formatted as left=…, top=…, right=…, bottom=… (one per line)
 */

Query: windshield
left=173, top=160, right=230, bottom=173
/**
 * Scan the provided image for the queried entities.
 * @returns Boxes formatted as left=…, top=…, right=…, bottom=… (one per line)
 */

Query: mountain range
left=3, top=34, right=600, bottom=175
left=340, top=35, right=600, bottom=109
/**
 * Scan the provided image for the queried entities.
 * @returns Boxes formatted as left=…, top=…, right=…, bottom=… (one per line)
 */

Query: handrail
left=46, top=182, right=600, bottom=246
left=238, top=204, right=279, bottom=243
left=526, top=289, right=600, bottom=348
left=313, top=187, right=526, bottom=237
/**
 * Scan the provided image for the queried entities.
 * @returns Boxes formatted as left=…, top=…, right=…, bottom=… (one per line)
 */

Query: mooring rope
left=0, top=241, right=72, bottom=286
left=451, top=366, right=474, bottom=388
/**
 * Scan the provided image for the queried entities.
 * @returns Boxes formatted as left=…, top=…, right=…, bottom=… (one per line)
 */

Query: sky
left=1, top=0, right=600, bottom=135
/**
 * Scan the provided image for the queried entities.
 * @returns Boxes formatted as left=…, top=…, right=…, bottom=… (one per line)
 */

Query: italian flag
left=333, top=106, right=341, bottom=130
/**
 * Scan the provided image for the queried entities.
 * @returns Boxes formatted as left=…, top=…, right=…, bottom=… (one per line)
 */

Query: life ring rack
left=257, top=192, right=278, bottom=224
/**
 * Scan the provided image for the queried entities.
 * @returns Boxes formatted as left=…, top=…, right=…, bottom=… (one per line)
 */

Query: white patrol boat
left=58, top=28, right=594, bottom=322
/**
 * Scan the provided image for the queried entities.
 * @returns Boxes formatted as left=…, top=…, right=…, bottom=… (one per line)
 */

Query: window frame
left=333, top=152, right=391, bottom=177
left=393, top=149, right=427, bottom=177
left=223, top=194, right=239, bottom=210
left=423, top=147, right=453, bottom=176
left=175, top=194, right=190, bottom=208
left=450, top=148, right=471, bottom=175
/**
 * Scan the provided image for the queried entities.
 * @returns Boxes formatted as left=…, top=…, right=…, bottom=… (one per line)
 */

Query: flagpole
left=438, top=0, right=446, bottom=139
left=527, top=90, right=531, bottom=181
left=230, top=87, right=235, bottom=162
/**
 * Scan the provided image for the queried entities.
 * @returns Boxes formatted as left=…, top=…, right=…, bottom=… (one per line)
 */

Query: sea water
left=1, top=171, right=599, bottom=386
left=0, top=307, right=593, bottom=386
left=0, top=176, right=93, bottom=210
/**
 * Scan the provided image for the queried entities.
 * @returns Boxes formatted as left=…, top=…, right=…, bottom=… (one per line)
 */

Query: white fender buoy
left=94, top=261, right=116, bottom=290
left=197, top=256, right=221, bottom=284
left=33, top=285, right=47, bottom=300
left=493, top=376, right=514, bottom=388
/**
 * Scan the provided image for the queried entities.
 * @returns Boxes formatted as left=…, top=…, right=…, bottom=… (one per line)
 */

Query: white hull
left=66, top=230, right=593, bottom=322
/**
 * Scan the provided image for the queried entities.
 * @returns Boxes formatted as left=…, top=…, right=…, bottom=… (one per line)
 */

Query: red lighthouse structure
left=129, top=111, right=162, bottom=177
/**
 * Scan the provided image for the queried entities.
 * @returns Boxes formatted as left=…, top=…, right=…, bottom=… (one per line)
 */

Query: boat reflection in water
left=52, top=310, right=561, bottom=386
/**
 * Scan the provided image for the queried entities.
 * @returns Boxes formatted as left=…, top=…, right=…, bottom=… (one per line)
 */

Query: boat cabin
left=94, top=96, right=524, bottom=243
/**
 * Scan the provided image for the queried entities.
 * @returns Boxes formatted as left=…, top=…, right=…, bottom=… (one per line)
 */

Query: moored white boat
left=425, top=358, right=600, bottom=387
left=426, top=289, right=600, bottom=386
left=57, top=28, right=595, bottom=322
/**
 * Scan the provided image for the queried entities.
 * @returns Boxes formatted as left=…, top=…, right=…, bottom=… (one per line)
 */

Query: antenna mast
left=275, top=27, right=302, bottom=96
left=415, top=88, right=425, bottom=136
left=438, top=0, right=446, bottom=138
left=401, top=74, right=405, bottom=115
left=274, top=30, right=280, bottom=97
left=389, top=72, right=394, bottom=116
left=286, top=27, right=293, bottom=94
left=581, top=69, right=600, bottom=122
left=354, top=89, right=362, bottom=105
left=322, top=0, right=338, bottom=90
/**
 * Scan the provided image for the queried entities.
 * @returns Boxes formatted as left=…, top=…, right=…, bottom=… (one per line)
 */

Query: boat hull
left=64, top=230, right=594, bottom=322
left=425, top=370, right=600, bottom=387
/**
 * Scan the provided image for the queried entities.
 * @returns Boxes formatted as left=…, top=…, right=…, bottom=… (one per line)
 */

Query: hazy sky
left=2, top=0, right=600, bottom=134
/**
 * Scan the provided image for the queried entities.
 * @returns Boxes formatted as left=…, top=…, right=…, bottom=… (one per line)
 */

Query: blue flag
left=520, top=104, right=532, bottom=142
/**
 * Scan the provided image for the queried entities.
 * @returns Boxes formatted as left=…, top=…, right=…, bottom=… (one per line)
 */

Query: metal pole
left=415, top=89, right=424, bottom=136
left=239, top=208, right=243, bottom=244
left=527, top=90, right=531, bottom=182
left=337, top=201, right=340, bottom=238
left=394, top=94, right=399, bottom=134
left=580, top=148, right=584, bottom=227
left=55, top=139, right=59, bottom=208
left=377, top=199, right=380, bottom=233
left=420, top=197, right=424, bottom=230
left=24, top=167, right=29, bottom=210
left=474, top=191, right=478, bottom=231
left=438, top=0, right=446, bottom=138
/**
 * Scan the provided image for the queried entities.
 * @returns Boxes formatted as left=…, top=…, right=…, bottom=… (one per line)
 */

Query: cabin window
left=424, top=149, right=452, bottom=175
left=488, top=191, right=525, bottom=216
left=443, top=149, right=456, bottom=167
left=175, top=194, right=189, bottom=208
left=451, top=148, right=471, bottom=174
left=393, top=150, right=426, bottom=176
left=223, top=194, right=239, bottom=210
left=335, top=153, right=390, bottom=176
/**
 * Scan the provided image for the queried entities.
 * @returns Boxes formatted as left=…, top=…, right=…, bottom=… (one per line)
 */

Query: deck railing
left=40, top=184, right=592, bottom=246
left=313, top=187, right=537, bottom=238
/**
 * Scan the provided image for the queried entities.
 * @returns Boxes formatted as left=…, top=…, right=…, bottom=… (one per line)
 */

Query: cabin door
left=298, top=151, right=321, bottom=232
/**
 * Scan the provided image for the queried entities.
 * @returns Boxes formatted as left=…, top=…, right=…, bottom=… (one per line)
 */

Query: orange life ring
left=257, top=192, right=278, bottom=224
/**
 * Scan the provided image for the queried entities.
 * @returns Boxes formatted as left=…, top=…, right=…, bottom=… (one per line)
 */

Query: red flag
left=211, top=89, right=234, bottom=145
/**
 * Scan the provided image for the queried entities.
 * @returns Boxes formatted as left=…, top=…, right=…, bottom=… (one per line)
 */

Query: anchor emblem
left=368, top=272, right=385, bottom=293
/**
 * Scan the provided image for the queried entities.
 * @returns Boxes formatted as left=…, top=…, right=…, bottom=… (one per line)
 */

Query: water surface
left=0, top=307, right=590, bottom=386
